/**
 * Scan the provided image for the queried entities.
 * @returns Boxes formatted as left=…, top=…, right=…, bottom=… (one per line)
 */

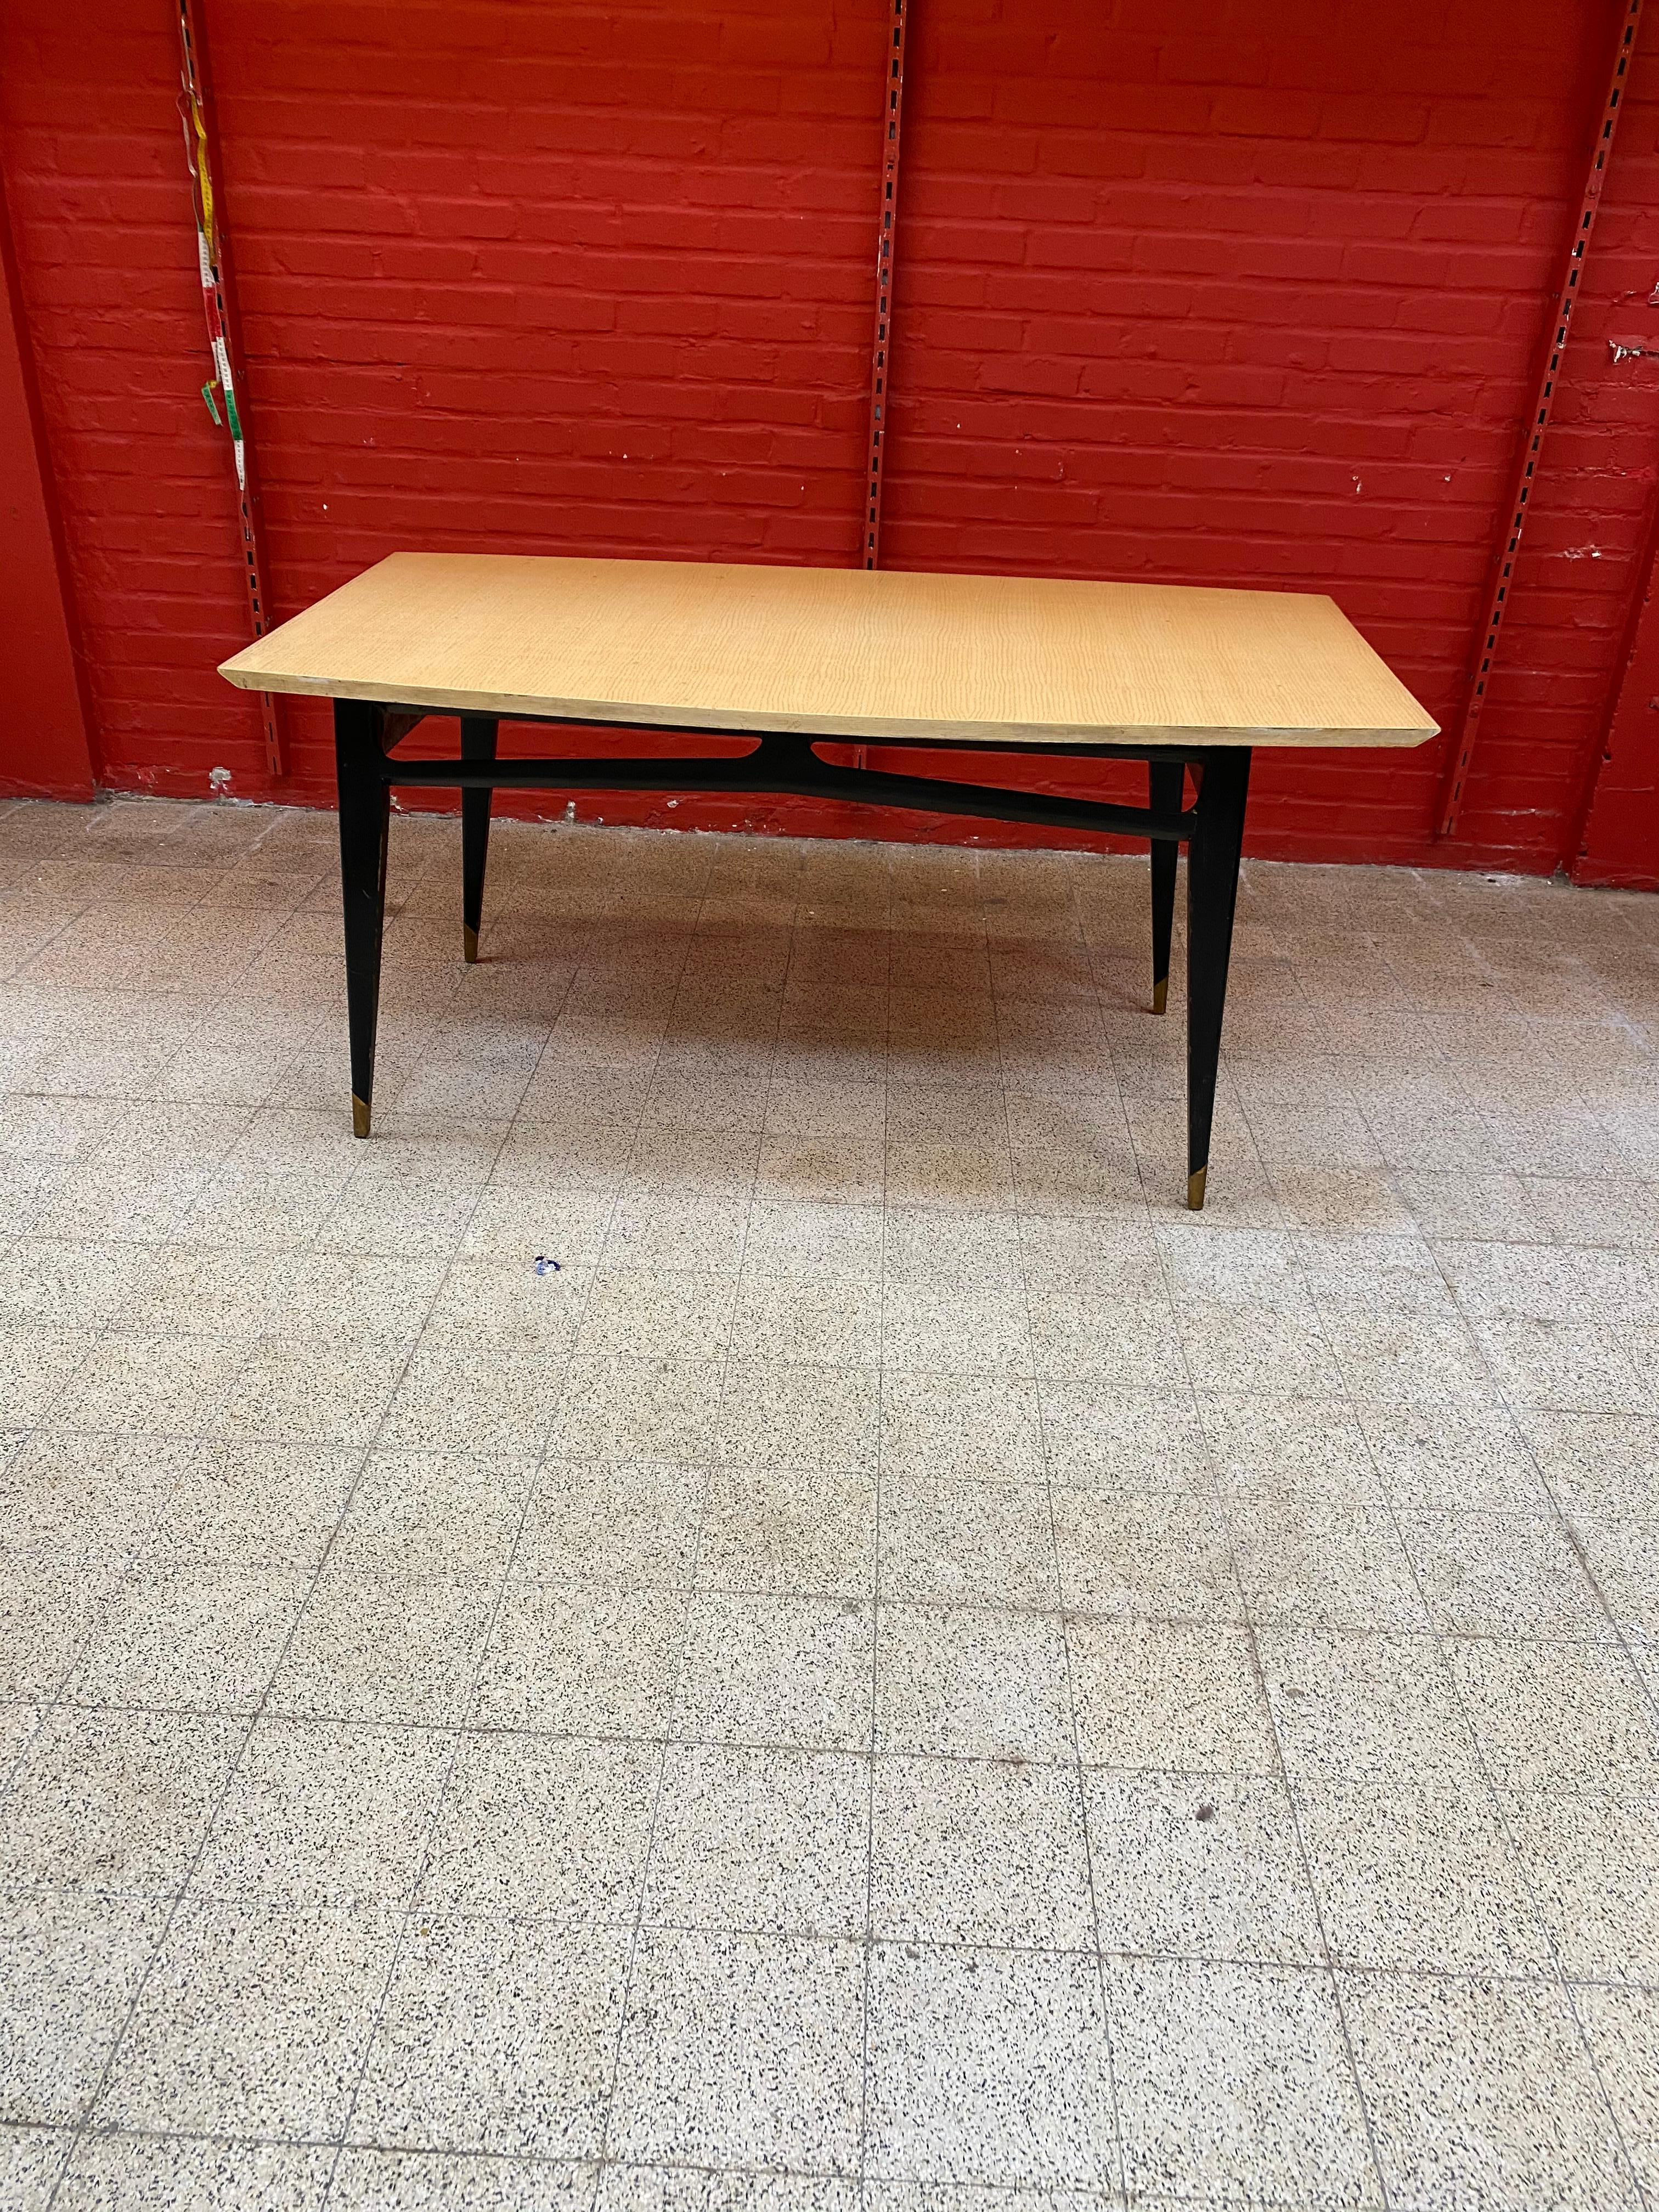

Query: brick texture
left=4, top=0, right=1659, bottom=875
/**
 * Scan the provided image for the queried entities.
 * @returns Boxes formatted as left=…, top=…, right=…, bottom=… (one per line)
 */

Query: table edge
left=217, top=664, right=1440, bottom=749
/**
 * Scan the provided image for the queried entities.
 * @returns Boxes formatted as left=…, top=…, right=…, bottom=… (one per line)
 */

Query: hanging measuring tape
left=177, top=0, right=285, bottom=777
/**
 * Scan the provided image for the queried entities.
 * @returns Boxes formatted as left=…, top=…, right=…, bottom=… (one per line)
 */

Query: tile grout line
left=1417, top=1233, right=1658, bottom=2212
left=583, top=848, right=761, bottom=2197
left=38, top=844, right=511, bottom=2210
left=41, top=1434, right=393, bottom=2204
left=315, top=992, right=595, bottom=2204
left=312, top=849, right=718, bottom=2203
left=1006, top=855, right=1132, bottom=2210
left=1187, top=1073, right=1400, bottom=2212
left=1259, top=1083, right=1649, bottom=2209
left=856, top=866, right=896, bottom=2206
left=0, top=1079, right=278, bottom=1818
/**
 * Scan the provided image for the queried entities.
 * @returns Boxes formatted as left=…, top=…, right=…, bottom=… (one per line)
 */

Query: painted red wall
left=0, top=168, right=95, bottom=798
left=3, top=0, right=1658, bottom=878
left=1575, top=489, right=1659, bottom=884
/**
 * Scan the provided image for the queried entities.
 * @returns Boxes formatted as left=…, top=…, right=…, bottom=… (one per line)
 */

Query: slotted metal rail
left=861, top=0, right=910, bottom=571
left=1435, top=0, right=1644, bottom=840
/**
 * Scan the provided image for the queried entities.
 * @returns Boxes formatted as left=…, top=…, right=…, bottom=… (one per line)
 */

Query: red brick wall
left=0, top=170, right=95, bottom=798
left=4, top=0, right=1658, bottom=876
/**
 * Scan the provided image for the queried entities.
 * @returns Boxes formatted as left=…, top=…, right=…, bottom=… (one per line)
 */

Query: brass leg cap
left=1152, top=977, right=1168, bottom=1016
left=463, top=924, right=479, bottom=964
left=1187, top=1165, right=1207, bottom=1211
left=352, top=1093, right=372, bottom=1139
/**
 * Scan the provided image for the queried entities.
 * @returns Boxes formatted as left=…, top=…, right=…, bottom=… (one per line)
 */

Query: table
left=221, top=553, right=1436, bottom=1208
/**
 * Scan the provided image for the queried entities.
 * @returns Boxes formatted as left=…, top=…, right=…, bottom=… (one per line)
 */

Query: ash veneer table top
left=220, top=551, right=1438, bottom=751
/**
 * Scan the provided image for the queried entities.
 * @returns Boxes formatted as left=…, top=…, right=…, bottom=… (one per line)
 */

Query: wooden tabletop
left=219, top=552, right=1437, bottom=750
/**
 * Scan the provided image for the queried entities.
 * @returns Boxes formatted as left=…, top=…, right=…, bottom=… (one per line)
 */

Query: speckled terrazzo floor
left=1, top=792, right=1657, bottom=2211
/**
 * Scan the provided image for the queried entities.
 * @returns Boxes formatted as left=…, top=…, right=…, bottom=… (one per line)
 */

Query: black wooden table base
left=332, top=701, right=1251, bottom=1210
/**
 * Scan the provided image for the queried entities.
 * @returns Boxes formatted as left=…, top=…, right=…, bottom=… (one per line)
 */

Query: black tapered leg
left=460, top=713, right=498, bottom=962
left=1148, top=761, right=1183, bottom=1015
left=335, top=699, right=390, bottom=1139
left=1184, top=749, right=1251, bottom=1210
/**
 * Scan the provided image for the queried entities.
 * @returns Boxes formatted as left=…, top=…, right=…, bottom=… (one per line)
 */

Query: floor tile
left=884, top=1280, right=1036, bottom=1381
left=879, top=1371, right=1046, bottom=1484
left=1341, top=1971, right=1639, bottom=2210
left=50, top=1330, right=248, bottom=1439
left=1506, top=1791, right=1659, bottom=1984
left=332, top=1447, right=535, bottom=1581
left=757, top=1132, right=882, bottom=1207
left=1037, top=1381, right=1210, bottom=1492
left=421, top=1732, right=657, bottom=1925
left=715, top=1358, right=880, bottom=1472
left=1025, top=1290, right=1180, bottom=1391
left=1258, top=1628, right=1479, bottom=1786
left=0, top=1705, right=37, bottom=1779
left=731, top=1269, right=882, bottom=1369
left=1561, top=1511, right=1659, bottom=1644
left=871, top=1754, right=1092, bottom=1949
left=166, top=1439, right=361, bottom=1573
left=1068, top=1618, right=1277, bottom=1773
left=1108, top=1957, right=1379, bottom=2204
left=1519, top=1410, right=1659, bottom=1520
left=379, top=1333, right=567, bottom=1458
left=0, top=1709, right=239, bottom=1896
left=644, top=1742, right=866, bottom=1938
left=742, top=1201, right=884, bottom=1280
left=597, top=2170, right=846, bottom=2212
left=473, top=1585, right=688, bottom=1737
left=1470, top=1314, right=1656, bottom=1415
left=1087, top=1772, right=1322, bottom=1965
left=1445, top=1638, right=1659, bottom=1797
left=1575, top=1984, right=1659, bottom=2204
left=1229, top=1500, right=1431, bottom=1633
left=0, top=2125, right=69, bottom=2210
left=675, top=1595, right=872, bottom=1751
left=0, top=1560, right=119, bottom=1701
left=1177, top=1296, right=1345, bottom=1398
left=877, top=1605, right=1071, bottom=1762
left=351, top=1917, right=630, bottom=2155
left=54, top=2134, right=334, bottom=2209
left=1397, top=1510, right=1610, bottom=1639
left=0, top=1888, right=167, bottom=2124
left=555, top=1355, right=725, bottom=1463
left=1357, top=1404, right=1550, bottom=1514
left=95, top=1898, right=400, bottom=2137
left=888, top=1204, right=1023, bottom=1285
left=609, top=1929, right=864, bottom=2172
left=865, top=1942, right=1118, bottom=2185
left=578, top=1267, right=737, bottom=1364
left=1296, top=1775, right=1549, bottom=1973
left=0, top=1431, right=196, bottom=1570
left=70, top=1565, right=312, bottom=1713
left=1199, top=1394, right=1383, bottom=1506
left=331, top=2151, right=597, bottom=2210
left=697, top=1465, right=875, bottom=1599
left=881, top=1475, right=1058, bottom=1610
left=1323, top=1303, right=1497, bottom=1407
left=1052, top=1488, right=1243, bottom=1622
left=270, top=1567, right=497, bottom=1727
left=514, top=1459, right=704, bottom=1590
left=192, top=1717, right=453, bottom=1909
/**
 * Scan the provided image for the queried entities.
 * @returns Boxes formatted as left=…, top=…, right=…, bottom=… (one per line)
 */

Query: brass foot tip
left=1152, top=977, right=1168, bottom=1017
left=1187, top=1166, right=1207, bottom=1211
left=352, top=1094, right=372, bottom=1139
left=463, top=924, right=479, bottom=964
